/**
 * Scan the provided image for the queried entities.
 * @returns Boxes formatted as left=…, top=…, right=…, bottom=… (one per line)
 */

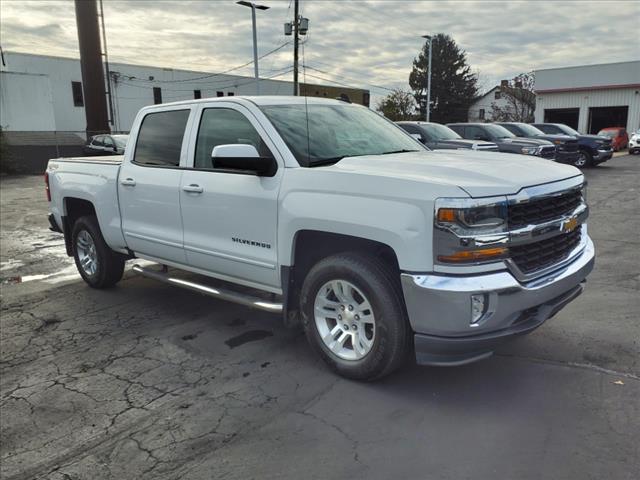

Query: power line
left=123, top=41, right=291, bottom=84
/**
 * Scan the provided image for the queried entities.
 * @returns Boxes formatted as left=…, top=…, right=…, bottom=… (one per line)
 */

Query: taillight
left=44, top=172, right=51, bottom=202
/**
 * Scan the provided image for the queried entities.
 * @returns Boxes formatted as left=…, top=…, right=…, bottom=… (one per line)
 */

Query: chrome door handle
left=120, top=178, right=136, bottom=187
left=182, top=184, right=203, bottom=194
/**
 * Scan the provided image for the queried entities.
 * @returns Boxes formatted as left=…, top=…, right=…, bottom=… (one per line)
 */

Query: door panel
left=119, top=107, right=193, bottom=264
left=180, top=104, right=281, bottom=288
left=119, top=163, right=185, bottom=263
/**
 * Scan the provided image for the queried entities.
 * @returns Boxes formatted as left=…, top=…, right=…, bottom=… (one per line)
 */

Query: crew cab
left=532, top=123, right=613, bottom=167
left=447, top=123, right=557, bottom=160
left=496, top=122, right=580, bottom=166
left=397, top=121, right=499, bottom=151
left=46, top=97, right=594, bottom=380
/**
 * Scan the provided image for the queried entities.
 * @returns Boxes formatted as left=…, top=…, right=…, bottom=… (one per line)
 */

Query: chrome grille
left=539, top=146, right=556, bottom=159
left=510, top=228, right=582, bottom=274
left=508, top=189, right=582, bottom=229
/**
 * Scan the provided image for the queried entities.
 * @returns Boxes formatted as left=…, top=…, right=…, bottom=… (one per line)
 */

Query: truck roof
left=144, top=95, right=351, bottom=109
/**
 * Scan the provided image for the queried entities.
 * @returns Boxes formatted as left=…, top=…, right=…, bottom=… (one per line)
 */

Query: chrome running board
left=132, top=264, right=282, bottom=313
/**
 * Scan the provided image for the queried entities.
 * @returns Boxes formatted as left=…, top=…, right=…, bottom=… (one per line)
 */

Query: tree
left=376, top=89, right=416, bottom=121
left=490, top=72, right=536, bottom=122
left=409, top=34, right=478, bottom=124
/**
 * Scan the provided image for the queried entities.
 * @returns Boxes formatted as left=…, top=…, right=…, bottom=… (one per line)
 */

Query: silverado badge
left=561, top=216, right=579, bottom=233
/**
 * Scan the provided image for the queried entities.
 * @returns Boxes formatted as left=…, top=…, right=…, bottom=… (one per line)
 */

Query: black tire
left=300, top=252, right=410, bottom=381
left=72, top=215, right=125, bottom=288
left=574, top=150, right=593, bottom=168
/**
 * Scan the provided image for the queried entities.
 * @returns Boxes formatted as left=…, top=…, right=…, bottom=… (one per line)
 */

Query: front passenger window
left=194, top=108, right=272, bottom=169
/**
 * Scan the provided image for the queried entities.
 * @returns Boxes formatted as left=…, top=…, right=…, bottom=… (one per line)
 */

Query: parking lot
left=1, top=155, right=639, bottom=480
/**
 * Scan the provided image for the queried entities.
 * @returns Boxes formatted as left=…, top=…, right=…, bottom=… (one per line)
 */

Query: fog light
left=471, top=294, right=487, bottom=326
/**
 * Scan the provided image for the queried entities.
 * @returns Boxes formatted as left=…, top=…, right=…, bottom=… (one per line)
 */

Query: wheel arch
left=61, top=197, right=97, bottom=256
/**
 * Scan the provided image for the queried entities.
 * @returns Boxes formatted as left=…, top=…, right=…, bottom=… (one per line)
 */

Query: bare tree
left=490, top=72, right=536, bottom=122
left=376, top=89, right=416, bottom=121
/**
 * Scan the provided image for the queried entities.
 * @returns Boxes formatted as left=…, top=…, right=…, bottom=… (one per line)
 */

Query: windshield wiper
left=308, top=156, right=345, bottom=167
left=379, top=149, right=420, bottom=155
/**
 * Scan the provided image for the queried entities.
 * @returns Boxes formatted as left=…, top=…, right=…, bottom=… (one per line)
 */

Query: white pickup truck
left=46, top=96, right=594, bottom=380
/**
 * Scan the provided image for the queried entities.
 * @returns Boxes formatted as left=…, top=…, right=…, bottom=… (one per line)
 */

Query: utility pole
left=422, top=35, right=433, bottom=122
left=293, top=0, right=299, bottom=96
left=237, top=1, right=270, bottom=95
left=98, top=0, right=114, bottom=127
left=285, top=0, right=308, bottom=96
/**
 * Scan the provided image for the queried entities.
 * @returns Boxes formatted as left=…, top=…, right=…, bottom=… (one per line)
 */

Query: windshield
left=259, top=104, right=421, bottom=166
left=557, top=124, right=580, bottom=136
left=597, top=129, right=617, bottom=138
left=112, top=135, right=128, bottom=148
left=484, top=124, right=515, bottom=139
left=516, top=123, right=545, bottom=137
left=422, top=123, right=461, bottom=141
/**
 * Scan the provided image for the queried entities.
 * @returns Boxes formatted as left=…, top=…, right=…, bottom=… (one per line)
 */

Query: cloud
left=1, top=0, right=638, bottom=106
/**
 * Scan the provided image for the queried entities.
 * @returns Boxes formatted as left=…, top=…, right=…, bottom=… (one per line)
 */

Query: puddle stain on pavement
left=224, top=330, right=274, bottom=348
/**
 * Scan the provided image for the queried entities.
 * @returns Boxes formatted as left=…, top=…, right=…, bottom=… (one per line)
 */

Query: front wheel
left=574, top=151, right=592, bottom=168
left=300, top=252, right=410, bottom=381
left=72, top=215, right=125, bottom=288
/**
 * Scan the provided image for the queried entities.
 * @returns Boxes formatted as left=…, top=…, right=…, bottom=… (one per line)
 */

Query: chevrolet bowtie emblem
left=562, top=216, right=579, bottom=233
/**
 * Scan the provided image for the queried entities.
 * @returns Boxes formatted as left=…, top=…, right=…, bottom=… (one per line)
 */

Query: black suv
left=397, top=122, right=499, bottom=151
left=447, top=123, right=556, bottom=159
left=497, top=122, right=580, bottom=166
left=532, top=123, right=613, bottom=167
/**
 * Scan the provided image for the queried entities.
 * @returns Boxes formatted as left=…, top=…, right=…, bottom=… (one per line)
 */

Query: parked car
left=597, top=127, right=628, bottom=151
left=45, top=96, right=594, bottom=380
left=447, top=123, right=556, bottom=159
left=496, top=122, right=580, bottom=166
left=83, top=134, right=128, bottom=156
left=397, top=121, right=499, bottom=151
left=628, top=129, right=640, bottom=154
left=532, top=123, right=613, bottom=167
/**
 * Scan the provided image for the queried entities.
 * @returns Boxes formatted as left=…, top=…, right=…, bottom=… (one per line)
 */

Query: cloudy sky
left=1, top=0, right=638, bottom=103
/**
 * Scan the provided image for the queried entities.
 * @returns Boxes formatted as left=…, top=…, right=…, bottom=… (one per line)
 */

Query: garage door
left=544, top=108, right=579, bottom=129
left=588, top=106, right=629, bottom=134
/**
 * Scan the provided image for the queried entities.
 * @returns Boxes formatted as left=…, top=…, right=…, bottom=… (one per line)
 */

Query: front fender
left=278, top=191, right=433, bottom=271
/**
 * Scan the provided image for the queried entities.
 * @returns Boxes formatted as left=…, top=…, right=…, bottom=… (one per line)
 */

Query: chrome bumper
left=401, top=235, right=595, bottom=366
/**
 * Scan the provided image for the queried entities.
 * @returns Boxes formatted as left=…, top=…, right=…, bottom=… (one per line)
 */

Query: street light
left=422, top=34, right=432, bottom=122
left=237, top=1, right=270, bottom=95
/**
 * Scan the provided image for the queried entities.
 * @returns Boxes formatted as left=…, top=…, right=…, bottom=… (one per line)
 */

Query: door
left=180, top=103, right=282, bottom=289
left=119, top=107, right=193, bottom=264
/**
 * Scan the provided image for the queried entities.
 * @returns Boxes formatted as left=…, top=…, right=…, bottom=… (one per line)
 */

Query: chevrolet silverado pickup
left=46, top=96, right=595, bottom=380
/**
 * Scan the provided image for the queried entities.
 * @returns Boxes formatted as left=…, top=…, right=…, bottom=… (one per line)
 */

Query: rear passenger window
left=134, top=110, right=190, bottom=167
left=194, top=108, right=272, bottom=169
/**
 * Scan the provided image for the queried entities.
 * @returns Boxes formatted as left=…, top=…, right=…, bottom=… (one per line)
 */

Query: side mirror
left=211, top=144, right=277, bottom=177
left=112, top=145, right=118, bottom=153
left=410, top=133, right=424, bottom=143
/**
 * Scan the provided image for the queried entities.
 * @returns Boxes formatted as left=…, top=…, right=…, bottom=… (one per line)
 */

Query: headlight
left=553, top=139, right=564, bottom=145
left=434, top=197, right=509, bottom=264
left=521, top=146, right=542, bottom=155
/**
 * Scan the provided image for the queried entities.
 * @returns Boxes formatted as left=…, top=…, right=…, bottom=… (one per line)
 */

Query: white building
left=534, top=61, right=640, bottom=134
left=0, top=51, right=369, bottom=134
left=467, top=86, right=513, bottom=122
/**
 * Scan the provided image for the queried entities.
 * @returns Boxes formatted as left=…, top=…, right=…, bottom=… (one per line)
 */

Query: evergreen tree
left=409, top=34, right=478, bottom=123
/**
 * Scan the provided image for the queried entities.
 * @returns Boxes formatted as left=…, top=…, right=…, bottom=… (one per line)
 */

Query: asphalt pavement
left=1, top=154, right=638, bottom=480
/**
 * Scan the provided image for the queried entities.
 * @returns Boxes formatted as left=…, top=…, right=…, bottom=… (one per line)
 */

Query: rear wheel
left=300, top=252, right=410, bottom=381
left=72, top=215, right=125, bottom=288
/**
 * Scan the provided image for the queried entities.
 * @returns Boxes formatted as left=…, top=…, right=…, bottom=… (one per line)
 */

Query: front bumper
left=555, top=150, right=579, bottom=164
left=401, top=236, right=595, bottom=366
left=593, top=149, right=613, bottom=163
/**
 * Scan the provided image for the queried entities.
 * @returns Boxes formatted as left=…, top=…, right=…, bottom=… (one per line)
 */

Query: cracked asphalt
left=1, top=155, right=639, bottom=480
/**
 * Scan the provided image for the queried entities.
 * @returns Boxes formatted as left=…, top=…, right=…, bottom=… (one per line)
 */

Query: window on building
left=71, top=81, right=84, bottom=107
left=479, top=108, right=485, bottom=120
left=216, top=91, right=224, bottom=97
left=194, top=108, right=271, bottom=169
left=134, top=109, right=190, bottom=167
left=227, top=92, right=235, bottom=96
left=153, top=87, right=162, bottom=104
left=494, top=90, right=501, bottom=100
left=194, top=90, right=202, bottom=99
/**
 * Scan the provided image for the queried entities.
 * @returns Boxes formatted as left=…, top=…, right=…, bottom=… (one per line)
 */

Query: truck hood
left=329, top=150, right=582, bottom=198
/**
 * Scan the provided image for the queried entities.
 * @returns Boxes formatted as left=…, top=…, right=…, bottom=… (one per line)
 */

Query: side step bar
left=132, top=264, right=283, bottom=313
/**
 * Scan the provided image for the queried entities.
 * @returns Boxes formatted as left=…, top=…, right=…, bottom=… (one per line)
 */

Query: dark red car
left=597, top=127, right=628, bottom=151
